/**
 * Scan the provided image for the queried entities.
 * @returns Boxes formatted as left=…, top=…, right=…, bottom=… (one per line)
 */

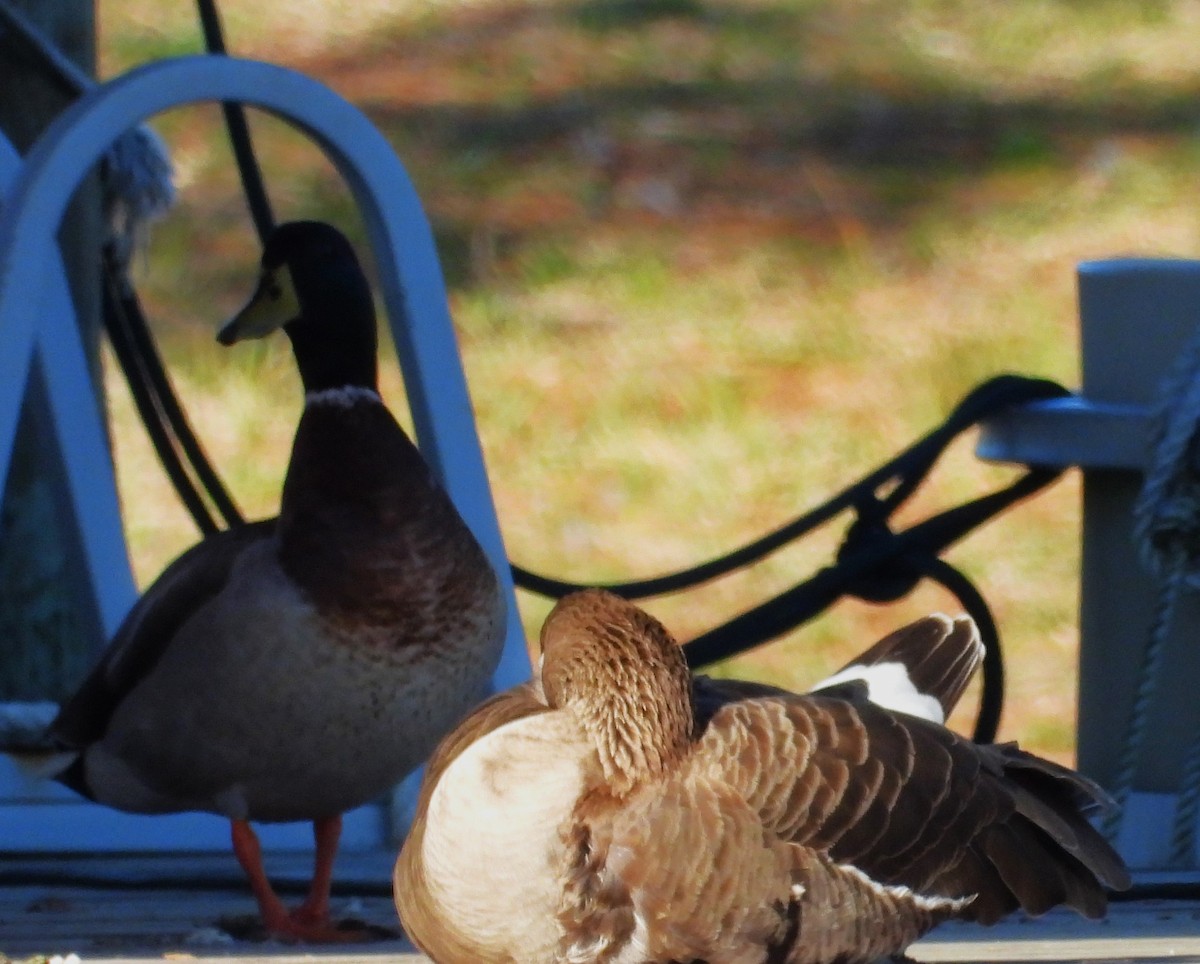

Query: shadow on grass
left=276, top=0, right=1200, bottom=287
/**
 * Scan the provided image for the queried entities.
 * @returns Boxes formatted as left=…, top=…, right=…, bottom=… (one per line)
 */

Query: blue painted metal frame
left=976, top=258, right=1200, bottom=872
left=0, top=55, right=530, bottom=850
left=0, top=130, right=136, bottom=639
left=976, top=396, right=1155, bottom=470
left=975, top=261, right=1200, bottom=472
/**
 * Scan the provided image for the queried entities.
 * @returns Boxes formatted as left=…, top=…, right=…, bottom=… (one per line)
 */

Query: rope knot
left=838, top=501, right=921, bottom=604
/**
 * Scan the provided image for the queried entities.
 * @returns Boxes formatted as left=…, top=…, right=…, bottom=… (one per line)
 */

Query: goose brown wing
left=693, top=692, right=1129, bottom=924
left=50, top=519, right=276, bottom=749
left=559, top=774, right=798, bottom=963
left=560, top=731, right=966, bottom=964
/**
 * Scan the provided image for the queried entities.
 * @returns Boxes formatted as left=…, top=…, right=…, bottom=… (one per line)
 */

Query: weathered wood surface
left=0, top=855, right=1197, bottom=962
left=914, top=899, right=1200, bottom=963
left=1, top=897, right=1198, bottom=962
left=0, top=884, right=414, bottom=958
left=0, top=853, right=414, bottom=958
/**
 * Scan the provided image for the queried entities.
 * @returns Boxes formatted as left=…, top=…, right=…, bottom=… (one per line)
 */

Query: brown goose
left=49, top=221, right=506, bottom=943
left=395, top=589, right=1129, bottom=963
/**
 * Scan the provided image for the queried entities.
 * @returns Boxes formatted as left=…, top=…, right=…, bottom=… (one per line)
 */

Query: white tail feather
left=811, top=663, right=945, bottom=724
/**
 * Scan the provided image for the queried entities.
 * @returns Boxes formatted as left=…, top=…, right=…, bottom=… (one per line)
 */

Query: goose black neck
left=283, top=271, right=379, bottom=394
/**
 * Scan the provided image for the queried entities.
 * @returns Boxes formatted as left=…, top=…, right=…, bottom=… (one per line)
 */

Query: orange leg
left=230, top=819, right=292, bottom=935
left=291, top=814, right=342, bottom=926
left=230, top=817, right=360, bottom=944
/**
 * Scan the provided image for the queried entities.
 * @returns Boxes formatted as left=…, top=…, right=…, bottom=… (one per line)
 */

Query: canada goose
left=396, top=589, right=1128, bottom=963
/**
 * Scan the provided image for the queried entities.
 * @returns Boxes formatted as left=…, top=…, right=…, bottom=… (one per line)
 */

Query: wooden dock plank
left=913, top=899, right=1200, bottom=963
left=0, top=862, right=1197, bottom=963
left=0, top=884, right=411, bottom=957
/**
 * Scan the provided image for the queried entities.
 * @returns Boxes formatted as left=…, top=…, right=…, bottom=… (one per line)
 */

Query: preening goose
left=395, top=589, right=1129, bottom=964
left=50, top=221, right=506, bottom=943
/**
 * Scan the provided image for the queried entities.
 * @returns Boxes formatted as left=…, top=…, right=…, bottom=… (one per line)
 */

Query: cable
left=102, top=260, right=222, bottom=535
left=506, top=373, right=1068, bottom=729
left=920, top=557, right=1005, bottom=743
left=514, top=376, right=1068, bottom=600
left=101, top=247, right=245, bottom=534
left=105, top=248, right=245, bottom=528
left=681, top=466, right=1060, bottom=666
left=195, top=0, right=275, bottom=243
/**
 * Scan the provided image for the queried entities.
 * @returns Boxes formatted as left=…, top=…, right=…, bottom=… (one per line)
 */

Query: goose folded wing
left=692, top=691, right=1129, bottom=924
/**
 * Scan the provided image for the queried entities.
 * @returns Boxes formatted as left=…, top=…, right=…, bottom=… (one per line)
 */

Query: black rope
left=76, top=0, right=271, bottom=541
left=102, top=257, right=219, bottom=534
left=682, top=465, right=1061, bottom=667
left=921, top=557, right=1005, bottom=743
left=106, top=248, right=244, bottom=528
left=677, top=463, right=1060, bottom=743
left=512, top=375, right=1068, bottom=599
left=101, top=246, right=244, bottom=533
left=195, top=0, right=275, bottom=243
left=0, top=0, right=238, bottom=536
left=508, top=376, right=1070, bottom=746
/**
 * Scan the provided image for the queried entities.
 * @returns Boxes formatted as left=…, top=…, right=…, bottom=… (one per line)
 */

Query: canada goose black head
left=218, top=221, right=378, bottom=394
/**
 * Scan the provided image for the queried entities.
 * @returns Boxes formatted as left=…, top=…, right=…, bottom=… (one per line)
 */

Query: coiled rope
left=1123, top=319, right=1200, bottom=863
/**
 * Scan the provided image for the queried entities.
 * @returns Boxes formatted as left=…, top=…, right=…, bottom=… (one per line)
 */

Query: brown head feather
left=539, top=589, right=694, bottom=795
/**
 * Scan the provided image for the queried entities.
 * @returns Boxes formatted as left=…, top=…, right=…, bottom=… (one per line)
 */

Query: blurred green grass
left=97, top=0, right=1200, bottom=760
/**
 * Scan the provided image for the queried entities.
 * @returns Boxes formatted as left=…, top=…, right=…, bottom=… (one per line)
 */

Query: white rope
left=1125, top=318, right=1200, bottom=859
left=0, top=0, right=175, bottom=263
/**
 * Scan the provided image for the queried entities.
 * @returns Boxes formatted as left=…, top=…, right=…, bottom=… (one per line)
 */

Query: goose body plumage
left=51, top=222, right=506, bottom=942
left=396, top=590, right=1129, bottom=964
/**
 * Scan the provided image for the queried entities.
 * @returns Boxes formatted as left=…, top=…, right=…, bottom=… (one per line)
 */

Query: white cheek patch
left=812, top=662, right=945, bottom=724
left=305, top=386, right=382, bottom=408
